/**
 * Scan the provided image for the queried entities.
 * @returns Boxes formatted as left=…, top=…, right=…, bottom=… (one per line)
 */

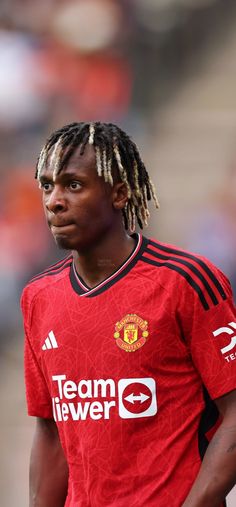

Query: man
left=21, top=121, right=236, bottom=507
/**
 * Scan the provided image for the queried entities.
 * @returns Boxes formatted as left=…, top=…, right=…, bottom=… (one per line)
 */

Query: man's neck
left=72, top=231, right=136, bottom=289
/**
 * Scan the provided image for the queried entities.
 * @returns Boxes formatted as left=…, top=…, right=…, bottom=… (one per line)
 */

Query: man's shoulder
left=21, top=254, right=73, bottom=309
left=144, top=236, right=231, bottom=310
left=148, top=237, right=225, bottom=277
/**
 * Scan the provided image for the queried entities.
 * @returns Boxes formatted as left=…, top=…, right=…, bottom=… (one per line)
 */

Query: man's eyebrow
left=39, top=170, right=85, bottom=183
left=39, top=174, right=53, bottom=183
left=60, top=171, right=85, bottom=179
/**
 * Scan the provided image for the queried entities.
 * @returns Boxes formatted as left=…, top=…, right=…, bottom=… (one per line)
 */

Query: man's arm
left=29, top=417, right=68, bottom=507
left=182, top=389, right=236, bottom=507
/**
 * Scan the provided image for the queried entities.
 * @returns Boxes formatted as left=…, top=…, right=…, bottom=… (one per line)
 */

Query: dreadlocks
left=36, top=122, right=159, bottom=233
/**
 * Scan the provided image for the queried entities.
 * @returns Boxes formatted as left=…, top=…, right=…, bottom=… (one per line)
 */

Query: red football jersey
left=22, top=234, right=236, bottom=507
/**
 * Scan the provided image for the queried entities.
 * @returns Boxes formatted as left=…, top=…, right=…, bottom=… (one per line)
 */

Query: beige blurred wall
left=146, top=29, right=236, bottom=246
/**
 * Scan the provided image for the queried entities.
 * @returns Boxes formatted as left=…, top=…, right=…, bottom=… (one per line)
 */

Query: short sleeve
left=22, top=289, right=53, bottom=418
left=179, top=268, right=236, bottom=400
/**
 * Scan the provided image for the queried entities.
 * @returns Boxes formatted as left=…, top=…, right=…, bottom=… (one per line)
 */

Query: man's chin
left=53, top=236, right=74, bottom=250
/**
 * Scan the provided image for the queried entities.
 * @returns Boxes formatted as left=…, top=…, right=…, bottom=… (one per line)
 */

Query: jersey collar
left=69, top=233, right=148, bottom=297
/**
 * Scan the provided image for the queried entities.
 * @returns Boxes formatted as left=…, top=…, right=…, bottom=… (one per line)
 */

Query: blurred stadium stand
left=0, top=1, right=236, bottom=505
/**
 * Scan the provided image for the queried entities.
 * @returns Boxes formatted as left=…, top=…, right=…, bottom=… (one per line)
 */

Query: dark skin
left=182, top=389, right=236, bottom=507
left=41, top=143, right=135, bottom=288
left=30, top=145, right=236, bottom=506
left=30, top=419, right=68, bottom=507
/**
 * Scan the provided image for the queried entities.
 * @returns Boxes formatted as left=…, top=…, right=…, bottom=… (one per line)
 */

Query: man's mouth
left=50, top=223, right=75, bottom=233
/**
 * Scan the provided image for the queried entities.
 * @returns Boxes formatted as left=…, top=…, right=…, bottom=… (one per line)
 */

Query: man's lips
left=50, top=221, right=74, bottom=227
left=50, top=223, right=76, bottom=233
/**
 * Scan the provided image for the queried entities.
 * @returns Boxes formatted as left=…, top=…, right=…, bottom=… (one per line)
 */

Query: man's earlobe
left=112, top=183, right=128, bottom=210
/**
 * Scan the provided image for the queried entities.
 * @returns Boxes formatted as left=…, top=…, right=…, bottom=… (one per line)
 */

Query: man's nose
left=45, top=187, right=67, bottom=214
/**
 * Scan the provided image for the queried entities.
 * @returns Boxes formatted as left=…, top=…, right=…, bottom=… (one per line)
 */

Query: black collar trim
left=69, top=234, right=148, bottom=297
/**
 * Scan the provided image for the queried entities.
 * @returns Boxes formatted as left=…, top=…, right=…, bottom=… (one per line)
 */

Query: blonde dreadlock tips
left=36, top=146, right=48, bottom=180
left=51, top=138, right=63, bottom=182
left=35, top=121, right=159, bottom=233
left=88, top=124, right=95, bottom=145
left=149, top=179, right=160, bottom=209
left=95, top=146, right=102, bottom=177
left=113, top=145, right=131, bottom=199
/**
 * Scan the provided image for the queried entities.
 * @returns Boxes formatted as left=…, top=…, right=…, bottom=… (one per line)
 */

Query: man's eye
left=69, top=181, right=81, bottom=190
left=39, top=182, right=53, bottom=191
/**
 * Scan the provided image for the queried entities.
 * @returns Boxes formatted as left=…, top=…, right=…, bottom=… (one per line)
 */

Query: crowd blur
left=1, top=0, right=236, bottom=344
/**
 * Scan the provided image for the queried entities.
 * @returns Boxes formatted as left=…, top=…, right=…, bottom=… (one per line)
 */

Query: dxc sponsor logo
left=213, top=322, right=236, bottom=363
left=51, top=375, right=157, bottom=422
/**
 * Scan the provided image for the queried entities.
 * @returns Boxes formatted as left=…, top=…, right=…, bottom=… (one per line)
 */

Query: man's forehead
left=44, top=143, right=97, bottom=176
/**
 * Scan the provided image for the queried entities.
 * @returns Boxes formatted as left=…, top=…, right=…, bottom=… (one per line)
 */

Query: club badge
left=114, top=314, right=149, bottom=352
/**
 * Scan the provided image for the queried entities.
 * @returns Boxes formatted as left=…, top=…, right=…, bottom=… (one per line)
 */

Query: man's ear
left=112, top=182, right=129, bottom=210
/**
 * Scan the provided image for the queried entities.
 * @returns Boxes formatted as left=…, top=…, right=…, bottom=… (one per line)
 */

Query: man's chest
left=32, top=281, right=188, bottom=374
left=29, top=280, right=202, bottom=426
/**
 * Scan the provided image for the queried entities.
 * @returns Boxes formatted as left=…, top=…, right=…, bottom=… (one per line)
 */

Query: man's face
left=39, top=144, right=120, bottom=251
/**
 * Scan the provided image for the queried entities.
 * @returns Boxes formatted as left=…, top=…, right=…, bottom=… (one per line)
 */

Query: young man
left=22, top=122, right=236, bottom=507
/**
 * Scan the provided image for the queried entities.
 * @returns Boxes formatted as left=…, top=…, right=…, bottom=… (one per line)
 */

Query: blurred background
left=1, top=0, right=236, bottom=505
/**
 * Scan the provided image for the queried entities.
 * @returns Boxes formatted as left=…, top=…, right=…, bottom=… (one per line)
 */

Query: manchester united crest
left=114, top=314, right=149, bottom=352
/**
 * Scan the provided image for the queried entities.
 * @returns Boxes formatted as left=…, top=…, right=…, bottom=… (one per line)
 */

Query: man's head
left=36, top=122, right=159, bottom=236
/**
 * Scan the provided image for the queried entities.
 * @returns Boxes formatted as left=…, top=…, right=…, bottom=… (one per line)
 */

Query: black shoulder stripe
left=141, top=256, right=209, bottom=310
left=149, top=240, right=226, bottom=301
left=145, top=246, right=218, bottom=306
left=30, top=255, right=73, bottom=282
left=29, top=260, right=72, bottom=284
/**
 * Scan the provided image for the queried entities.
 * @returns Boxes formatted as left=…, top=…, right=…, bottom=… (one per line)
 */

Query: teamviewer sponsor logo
left=51, top=376, right=157, bottom=422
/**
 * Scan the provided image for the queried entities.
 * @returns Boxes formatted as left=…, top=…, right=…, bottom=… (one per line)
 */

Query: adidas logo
left=42, top=331, right=58, bottom=350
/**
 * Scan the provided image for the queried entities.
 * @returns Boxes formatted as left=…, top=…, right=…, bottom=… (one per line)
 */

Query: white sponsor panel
left=51, top=375, right=157, bottom=422
left=118, top=378, right=157, bottom=419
